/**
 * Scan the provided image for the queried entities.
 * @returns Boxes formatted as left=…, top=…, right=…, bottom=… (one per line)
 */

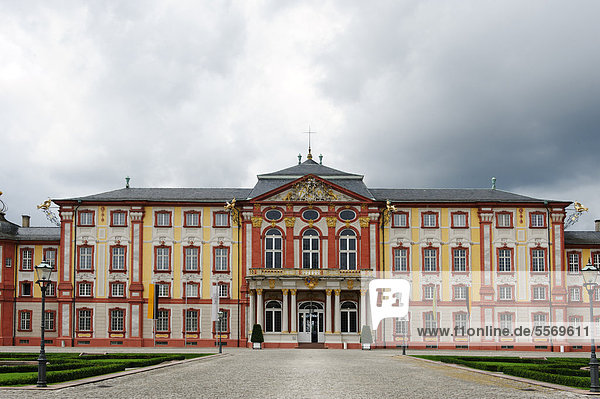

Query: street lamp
left=582, top=259, right=600, bottom=392
left=34, top=262, right=53, bottom=388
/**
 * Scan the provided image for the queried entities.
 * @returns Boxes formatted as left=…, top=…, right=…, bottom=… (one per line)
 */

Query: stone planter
left=362, top=343, right=371, bottom=350
left=253, top=342, right=262, bottom=349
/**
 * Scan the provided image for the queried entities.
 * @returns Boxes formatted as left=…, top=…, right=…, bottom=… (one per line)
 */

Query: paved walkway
left=0, top=349, right=589, bottom=398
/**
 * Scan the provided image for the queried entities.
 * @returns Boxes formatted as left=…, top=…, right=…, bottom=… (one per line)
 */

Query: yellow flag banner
left=148, top=283, right=155, bottom=319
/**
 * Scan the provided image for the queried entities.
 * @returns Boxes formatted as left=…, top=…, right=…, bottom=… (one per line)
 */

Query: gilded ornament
left=251, top=216, right=263, bottom=228
left=254, top=204, right=261, bottom=211
left=333, top=289, right=341, bottom=296
left=326, top=216, right=337, bottom=228
left=381, top=200, right=396, bottom=226
left=256, top=288, right=263, bottom=295
left=286, top=203, right=293, bottom=211
left=359, top=216, right=370, bottom=228
left=360, top=288, right=368, bottom=296
left=282, top=289, right=289, bottom=295
left=269, top=279, right=276, bottom=289
left=225, top=198, right=240, bottom=225
left=290, top=289, right=297, bottom=295
left=283, top=177, right=338, bottom=202
left=304, top=276, right=319, bottom=289
left=325, top=289, right=332, bottom=296
left=284, top=217, right=296, bottom=228
left=347, top=280, right=354, bottom=290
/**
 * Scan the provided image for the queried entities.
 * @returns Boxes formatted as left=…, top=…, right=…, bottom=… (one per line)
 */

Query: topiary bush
left=251, top=324, right=264, bottom=343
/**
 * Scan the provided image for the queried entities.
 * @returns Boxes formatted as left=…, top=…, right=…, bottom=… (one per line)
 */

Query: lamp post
left=34, top=262, right=53, bottom=388
left=582, top=259, right=600, bottom=392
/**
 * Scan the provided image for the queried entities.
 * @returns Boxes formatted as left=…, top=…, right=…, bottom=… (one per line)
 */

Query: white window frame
left=21, top=248, right=33, bottom=270
left=394, top=248, right=408, bottom=272
left=79, top=246, right=93, bottom=270
left=265, top=229, right=283, bottom=269
left=110, top=309, right=125, bottom=332
left=112, top=211, right=127, bottom=226
left=79, top=282, right=92, bottom=297
left=454, top=286, right=467, bottom=300
left=498, top=248, right=512, bottom=272
left=215, top=248, right=229, bottom=271
left=452, top=213, right=467, bottom=228
left=453, top=248, right=467, bottom=272
left=184, top=247, right=199, bottom=271
left=185, top=309, right=200, bottom=332
left=533, top=286, right=547, bottom=301
left=393, top=213, right=408, bottom=227
left=111, top=282, right=125, bottom=297
left=423, top=213, right=438, bottom=228
left=339, top=230, right=357, bottom=270
left=423, top=285, right=435, bottom=300
left=423, top=248, right=437, bottom=272
left=156, top=247, right=170, bottom=271
left=185, top=283, right=199, bottom=298
left=569, top=287, right=581, bottom=302
left=185, top=212, right=200, bottom=227
left=531, top=249, right=545, bottom=272
left=498, top=286, right=513, bottom=301
left=111, top=246, right=126, bottom=270
left=156, top=212, right=171, bottom=227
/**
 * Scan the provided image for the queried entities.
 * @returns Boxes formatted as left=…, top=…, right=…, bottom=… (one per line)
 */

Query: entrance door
left=297, top=302, right=324, bottom=343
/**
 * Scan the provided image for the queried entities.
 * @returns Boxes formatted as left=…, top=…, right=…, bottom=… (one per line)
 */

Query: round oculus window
left=302, top=209, right=320, bottom=221
left=339, top=210, right=356, bottom=221
left=265, top=209, right=282, bottom=221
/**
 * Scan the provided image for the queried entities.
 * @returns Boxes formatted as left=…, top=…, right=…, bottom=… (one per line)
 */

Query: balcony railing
left=248, top=267, right=373, bottom=278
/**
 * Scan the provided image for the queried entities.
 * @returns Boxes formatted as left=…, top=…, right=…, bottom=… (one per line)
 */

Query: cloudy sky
left=1, top=1, right=599, bottom=229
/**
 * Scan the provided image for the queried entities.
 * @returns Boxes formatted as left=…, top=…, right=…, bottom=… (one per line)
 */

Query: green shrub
left=251, top=324, right=264, bottom=343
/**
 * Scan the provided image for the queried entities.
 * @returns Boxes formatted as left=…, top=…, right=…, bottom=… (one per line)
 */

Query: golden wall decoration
left=283, top=177, right=338, bottom=202
left=326, top=216, right=337, bottom=228
left=304, top=276, right=319, bottom=289
left=284, top=217, right=296, bottom=228
left=359, top=216, right=370, bottom=228
left=269, top=279, right=276, bottom=289
left=251, top=216, right=263, bottom=228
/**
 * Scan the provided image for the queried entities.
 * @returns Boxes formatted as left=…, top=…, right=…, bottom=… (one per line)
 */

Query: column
left=334, top=289, right=341, bottom=333
left=284, top=217, right=295, bottom=268
left=57, top=207, right=74, bottom=346
left=249, top=289, right=255, bottom=330
left=282, top=289, right=289, bottom=332
left=359, top=217, right=371, bottom=269
left=256, top=289, right=264, bottom=328
left=325, top=289, right=332, bottom=333
left=360, top=289, right=367, bottom=329
left=290, top=289, right=297, bottom=333
left=326, top=217, right=336, bottom=269
left=129, top=207, right=145, bottom=345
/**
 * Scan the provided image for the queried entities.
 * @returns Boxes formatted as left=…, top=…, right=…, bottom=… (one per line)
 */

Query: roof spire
left=491, top=177, right=496, bottom=190
left=126, top=176, right=130, bottom=188
left=304, top=126, right=316, bottom=160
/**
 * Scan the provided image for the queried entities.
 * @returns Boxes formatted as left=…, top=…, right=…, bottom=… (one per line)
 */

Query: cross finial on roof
left=304, top=126, right=316, bottom=160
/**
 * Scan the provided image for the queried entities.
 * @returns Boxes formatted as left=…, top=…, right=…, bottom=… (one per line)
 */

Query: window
left=569, top=316, right=582, bottom=328
left=18, top=311, right=32, bottom=331
left=156, top=310, right=170, bottom=332
left=215, top=310, right=228, bottom=333
left=79, top=211, right=95, bottom=226
left=44, top=248, right=57, bottom=269
left=185, top=283, right=199, bottom=298
left=533, top=286, right=547, bottom=301
left=499, top=313, right=513, bottom=330
left=454, top=286, right=467, bottom=300
left=339, top=229, right=357, bottom=270
left=568, top=252, right=580, bottom=273
left=78, top=245, right=94, bottom=271
left=110, top=309, right=125, bottom=332
left=111, top=246, right=126, bottom=271
left=451, top=212, right=468, bottom=228
left=78, top=282, right=92, bottom=297
left=424, top=312, right=436, bottom=329
left=569, top=287, right=581, bottom=302
left=422, top=212, right=438, bottom=228
left=78, top=309, right=92, bottom=332
left=531, top=248, right=546, bottom=272
left=422, top=248, right=438, bottom=272
left=44, top=311, right=56, bottom=331
left=302, top=229, right=319, bottom=269
left=452, top=248, right=467, bottom=272
left=111, top=211, right=127, bottom=227
left=218, top=283, right=228, bottom=298
left=157, top=283, right=170, bottom=298
left=155, top=211, right=172, bottom=227
left=111, top=282, right=126, bottom=298
left=214, top=212, right=229, bottom=227
left=395, top=318, right=408, bottom=335
left=423, top=285, right=435, bottom=300
left=594, top=252, right=600, bottom=268
left=530, top=212, right=546, bottom=228
left=20, top=282, right=32, bottom=297
left=393, top=248, right=409, bottom=272
left=302, top=209, right=319, bottom=221
left=392, top=212, right=408, bottom=227
left=155, top=246, right=171, bottom=271
left=454, top=313, right=468, bottom=335
left=533, top=313, right=547, bottom=328
left=498, top=286, right=513, bottom=301
left=596, top=287, right=600, bottom=302
left=185, top=310, right=199, bottom=332
left=46, top=282, right=56, bottom=297
left=265, top=229, right=282, bottom=268
left=339, top=210, right=356, bottom=221
left=184, top=246, right=200, bottom=272
left=214, top=247, right=229, bottom=272
left=340, top=302, right=358, bottom=333
left=497, top=248, right=512, bottom=272
left=184, top=211, right=200, bottom=227
left=265, top=209, right=282, bottom=221
left=265, top=301, right=282, bottom=333
left=20, top=248, right=33, bottom=270
left=496, top=212, right=512, bottom=228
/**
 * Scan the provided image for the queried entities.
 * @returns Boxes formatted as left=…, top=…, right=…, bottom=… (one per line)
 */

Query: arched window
left=302, top=229, right=319, bottom=269
left=265, top=300, right=282, bottom=332
left=340, top=301, right=358, bottom=333
left=339, top=229, right=357, bottom=270
left=265, top=229, right=282, bottom=268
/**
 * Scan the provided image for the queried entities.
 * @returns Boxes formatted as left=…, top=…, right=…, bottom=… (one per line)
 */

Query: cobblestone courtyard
left=0, top=349, right=588, bottom=398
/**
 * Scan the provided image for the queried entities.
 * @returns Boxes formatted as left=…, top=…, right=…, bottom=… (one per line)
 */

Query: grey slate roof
left=565, top=231, right=600, bottom=246
left=258, top=159, right=363, bottom=179
left=58, top=188, right=253, bottom=203
left=16, top=227, right=60, bottom=241
left=370, top=188, right=551, bottom=203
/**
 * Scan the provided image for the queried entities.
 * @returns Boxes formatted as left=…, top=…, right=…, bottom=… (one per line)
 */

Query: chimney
left=595, top=219, right=600, bottom=232
left=22, top=215, right=30, bottom=228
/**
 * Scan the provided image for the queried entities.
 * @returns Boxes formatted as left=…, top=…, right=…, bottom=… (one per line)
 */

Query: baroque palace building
left=1, top=152, right=600, bottom=350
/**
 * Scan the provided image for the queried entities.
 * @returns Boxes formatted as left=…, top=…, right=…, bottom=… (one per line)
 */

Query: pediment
left=257, top=176, right=366, bottom=203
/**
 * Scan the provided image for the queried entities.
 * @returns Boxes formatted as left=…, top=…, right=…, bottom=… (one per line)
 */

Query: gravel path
left=0, top=349, right=588, bottom=398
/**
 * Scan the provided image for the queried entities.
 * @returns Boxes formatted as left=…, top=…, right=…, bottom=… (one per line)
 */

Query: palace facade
left=1, top=152, right=599, bottom=350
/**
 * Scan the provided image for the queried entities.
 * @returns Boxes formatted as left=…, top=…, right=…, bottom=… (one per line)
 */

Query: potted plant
left=360, top=325, right=373, bottom=350
left=251, top=324, right=264, bottom=349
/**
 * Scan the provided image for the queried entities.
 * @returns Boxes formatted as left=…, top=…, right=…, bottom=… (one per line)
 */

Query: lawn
left=412, top=355, right=592, bottom=389
left=0, top=353, right=210, bottom=386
